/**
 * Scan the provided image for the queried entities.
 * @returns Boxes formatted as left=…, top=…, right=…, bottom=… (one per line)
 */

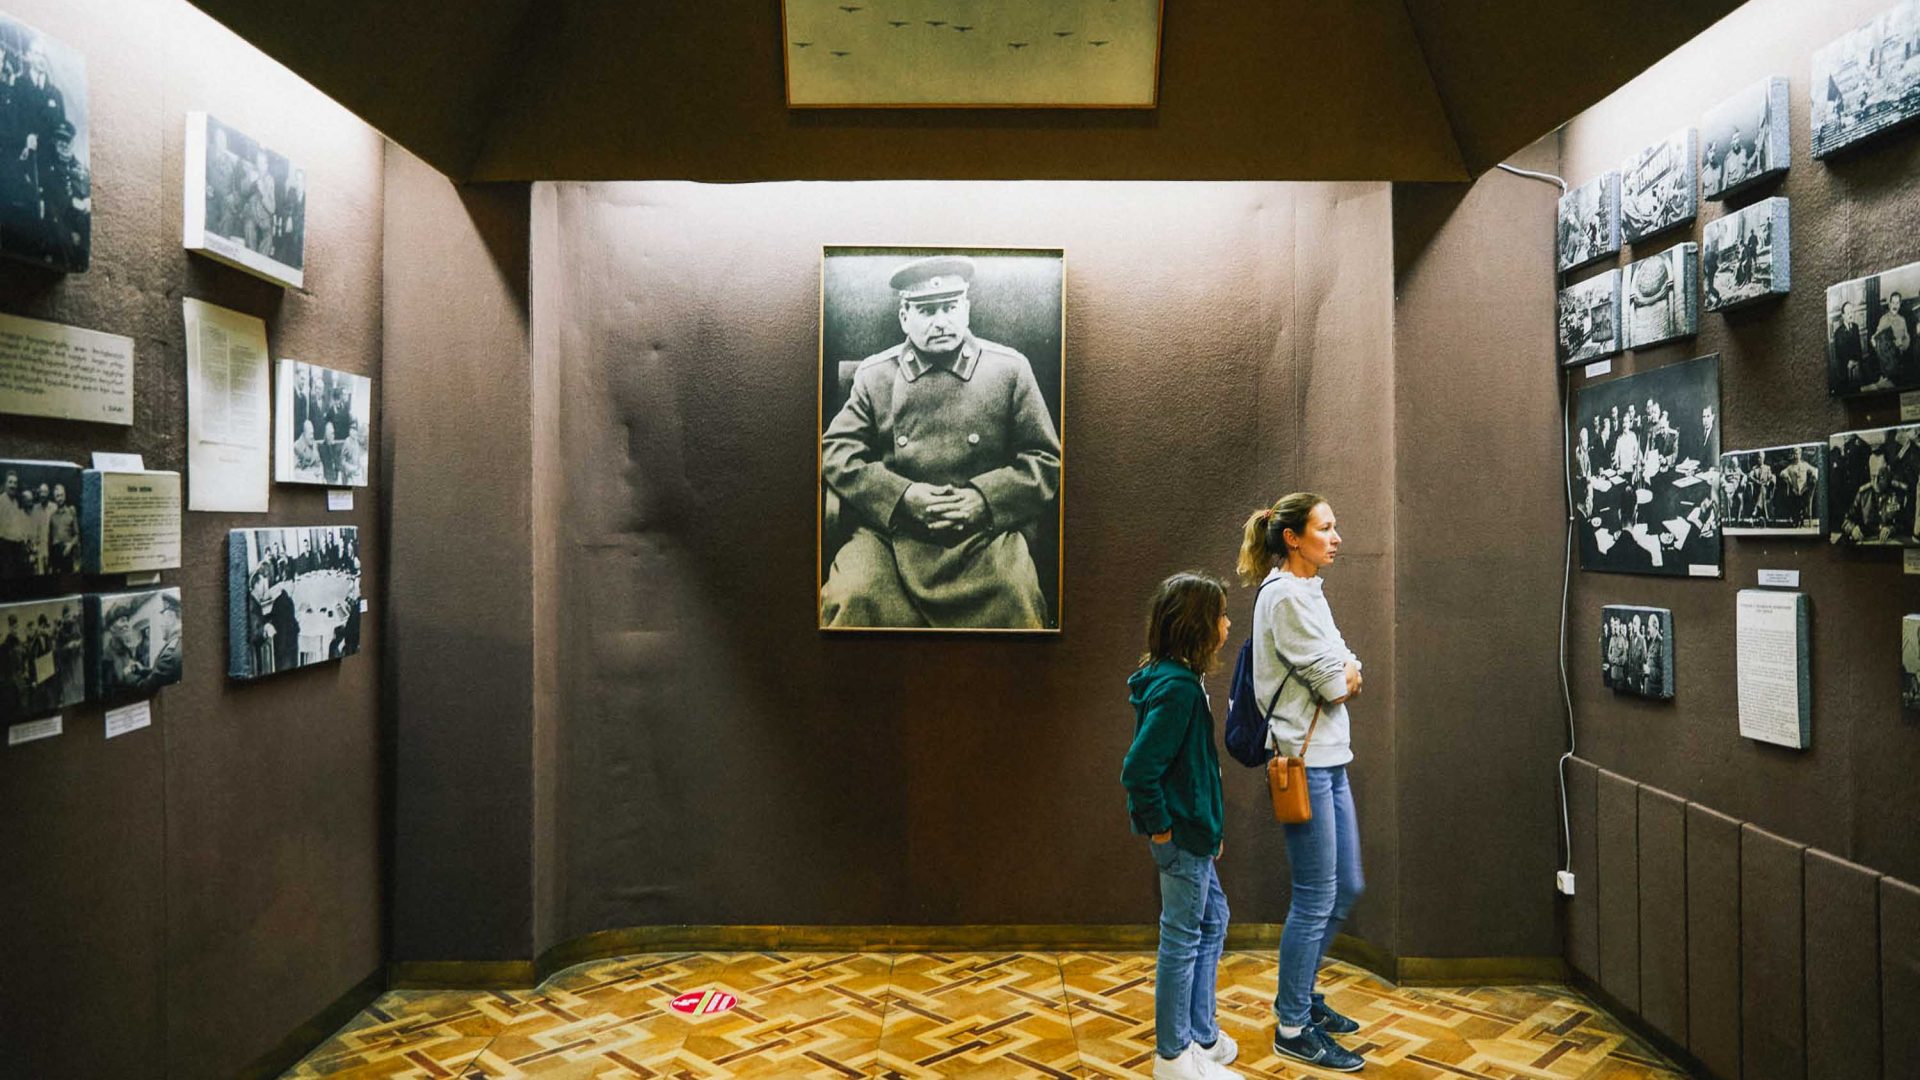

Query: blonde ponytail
left=1237, top=492, right=1327, bottom=585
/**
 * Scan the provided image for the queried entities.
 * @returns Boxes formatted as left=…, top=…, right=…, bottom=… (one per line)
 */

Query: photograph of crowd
left=185, top=112, right=306, bottom=288
left=1557, top=171, right=1620, bottom=272
left=0, top=14, right=88, bottom=273
left=1827, top=258, right=1920, bottom=396
left=1905, top=614, right=1920, bottom=710
left=1558, top=269, right=1622, bottom=366
left=227, top=526, right=361, bottom=679
left=1829, top=423, right=1920, bottom=546
left=0, top=594, right=84, bottom=721
left=1624, top=242, right=1698, bottom=349
left=1701, top=197, right=1789, bottom=311
left=1719, top=443, right=1826, bottom=536
left=1701, top=76, right=1790, bottom=200
left=87, top=587, right=181, bottom=701
left=1812, top=0, right=1920, bottom=158
left=0, top=459, right=81, bottom=580
left=275, top=360, right=370, bottom=486
left=1573, top=355, right=1722, bottom=576
left=1620, top=127, right=1698, bottom=243
left=1601, top=604, right=1675, bottom=700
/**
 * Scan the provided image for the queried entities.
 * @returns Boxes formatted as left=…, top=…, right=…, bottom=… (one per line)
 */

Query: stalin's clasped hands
left=901, top=482, right=990, bottom=538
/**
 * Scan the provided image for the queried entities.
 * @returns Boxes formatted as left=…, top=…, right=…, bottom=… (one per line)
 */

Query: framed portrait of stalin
left=818, top=246, right=1065, bottom=632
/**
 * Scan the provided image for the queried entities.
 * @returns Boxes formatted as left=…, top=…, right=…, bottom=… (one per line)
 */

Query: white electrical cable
left=1496, top=162, right=1581, bottom=880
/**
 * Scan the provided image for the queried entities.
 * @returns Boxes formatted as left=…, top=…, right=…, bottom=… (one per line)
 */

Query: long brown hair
left=1140, top=571, right=1228, bottom=674
left=1236, top=492, right=1326, bottom=585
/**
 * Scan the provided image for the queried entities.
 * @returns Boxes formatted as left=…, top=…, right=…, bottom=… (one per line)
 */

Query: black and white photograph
left=1829, top=423, right=1920, bottom=546
left=1624, top=242, right=1698, bottom=349
left=1701, top=196, right=1789, bottom=311
left=87, top=587, right=182, bottom=701
left=1701, top=76, right=1790, bottom=200
left=0, top=13, right=88, bottom=273
left=0, top=458, right=81, bottom=579
left=1557, top=269, right=1622, bottom=366
left=275, top=359, right=370, bottom=486
left=184, top=112, right=307, bottom=289
left=226, top=526, right=361, bottom=679
left=1619, top=127, right=1698, bottom=244
left=1573, top=354, right=1722, bottom=577
left=1557, top=171, right=1620, bottom=273
left=819, top=246, right=1063, bottom=632
left=1812, top=0, right=1920, bottom=158
left=0, top=594, right=84, bottom=721
left=1719, top=443, right=1826, bottom=536
left=1827, top=258, right=1920, bottom=397
left=1601, top=604, right=1675, bottom=700
left=1904, top=614, right=1920, bottom=710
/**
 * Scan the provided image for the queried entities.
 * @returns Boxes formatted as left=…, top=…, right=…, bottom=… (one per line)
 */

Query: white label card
left=8, top=716, right=63, bottom=746
left=1688, top=564, right=1719, bottom=577
left=1585, top=359, right=1613, bottom=378
left=1907, top=550, right=1920, bottom=575
left=92, top=452, right=145, bottom=471
left=328, top=489, right=354, bottom=512
left=1903, top=391, right=1920, bottom=422
left=359, top=598, right=368, bottom=613
left=126, top=571, right=161, bottom=586
left=1757, top=569, right=1800, bottom=588
left=104, top=701, right=152, bottom=739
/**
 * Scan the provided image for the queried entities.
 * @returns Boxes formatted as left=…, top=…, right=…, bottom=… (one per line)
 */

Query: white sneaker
left=1197, top=1031, right=1239, bottom=1067
left=1150, top=1045, right=1208, bottom=1080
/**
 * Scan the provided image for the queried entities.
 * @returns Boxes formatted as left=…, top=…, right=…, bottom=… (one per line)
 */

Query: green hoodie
left=1121, top=658, right=1226, bottom=857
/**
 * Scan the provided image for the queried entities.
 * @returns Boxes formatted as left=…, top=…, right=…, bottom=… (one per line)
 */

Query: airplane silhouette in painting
left=837, top=5, right=862, bottom=12
left=1054, top=31, right=1073, bottom=37
left=831, top=49, right=851, bottom=57
left=794, top=40, right=813, bottom=47
left=889, top=19, right=909, bottom=27
left=1007, top=41, right=1028, bottom=49
left=1089, top=40, right=1109, bottom=46
left=927, top=19, right=946, bottom=26
left=954, top=25, right=973, bottom=32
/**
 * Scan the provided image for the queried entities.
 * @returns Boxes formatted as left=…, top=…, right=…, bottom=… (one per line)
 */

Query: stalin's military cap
left=53, top=119, right=75, bottom=142
left=890, top=255, right=975, bottom=303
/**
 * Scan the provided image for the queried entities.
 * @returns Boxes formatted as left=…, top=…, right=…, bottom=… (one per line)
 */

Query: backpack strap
left=1254, top=576, right=1302, bottom=724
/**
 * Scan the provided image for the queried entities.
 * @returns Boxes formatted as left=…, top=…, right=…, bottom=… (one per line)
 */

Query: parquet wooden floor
left=284, top=952, right=1688, bottom=1078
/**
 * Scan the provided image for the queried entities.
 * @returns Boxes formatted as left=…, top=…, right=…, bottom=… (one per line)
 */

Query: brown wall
left=0, top=0, right=387, bottom=1076
left=528, top=180, right=1403, bottom=943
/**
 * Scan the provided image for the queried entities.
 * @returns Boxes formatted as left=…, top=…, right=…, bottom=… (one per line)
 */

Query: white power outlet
left=1555, top=870, right=1577, bottom=896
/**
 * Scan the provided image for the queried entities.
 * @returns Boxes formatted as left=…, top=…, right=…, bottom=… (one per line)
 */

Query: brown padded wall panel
left=1597, top=769, right=1640, bottom=1011
left=1567, top=757, right=1601, bottom=980
left=1803, top=850, right=1880, bottom=1080
left=1741, top=825, right=1806, bottom=1080
left=1688, top=802, right=1742, bottom=1080
left=1883, top=877, right=1920, bottom=1079
left=1637, top=786, right=1687, bottom=1048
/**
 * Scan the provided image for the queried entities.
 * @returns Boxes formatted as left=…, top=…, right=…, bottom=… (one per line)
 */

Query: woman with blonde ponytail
left=1238, top=492, right=1367, bottom=1073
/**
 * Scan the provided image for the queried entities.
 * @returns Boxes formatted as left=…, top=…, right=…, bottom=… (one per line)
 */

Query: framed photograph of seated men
left=0, top=14, right=90, bottom=273
left=184, top=113, right=307, bottom=289
left=1572, top=355, right=1722, bottom=577
left=818, top=246, right=1064, bottom=632
left=1718, top=443, right=1827, bottom=537
left=1828, top=259, right=1920, bottom=397
left=1829, top=423, right=1920, bottom=546
left=226, top=526, right=361, bottom=679
left=274, top=359, right=371, bottom=486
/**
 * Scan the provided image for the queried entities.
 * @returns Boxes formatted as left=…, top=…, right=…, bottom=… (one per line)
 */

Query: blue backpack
left=1224, top=580, right=1297, bottom=768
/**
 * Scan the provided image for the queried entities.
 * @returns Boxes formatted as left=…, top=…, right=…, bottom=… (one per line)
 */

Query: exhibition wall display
left=0, top=11, right=88, bottom=273
left=1557, top=171, right=1620, bottom=272
left=1811, top=0, right=1920, bottom=158
left=1600, top=604, right=1674, bottom=699
left=1719, top=443, right=1826, bottom=537
left=1700, top=196, right=1789, bottom=311
left=1700, top=76, right=1789, bottom=200
left=1572, top=355, right=1722, bottom=578
left=183, top=112, right=307, bottom=289
left=226, top=526, right=361, bottom=680
left=274, top=359, right=370, bottom=487
left=1619, top=127, right=1697, bottom=243
left=1557, top=269, right=1622, bottom=366
left=1623, top=242, right=1697, bottom=350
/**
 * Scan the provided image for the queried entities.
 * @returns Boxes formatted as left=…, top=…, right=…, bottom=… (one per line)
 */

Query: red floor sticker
left=670, top=989, right=738, bottom=1015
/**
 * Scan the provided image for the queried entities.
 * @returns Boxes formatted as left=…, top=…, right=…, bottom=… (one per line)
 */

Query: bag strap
left=1299, top=703, right=1323, bottom=757
left=1254, top=576, right=1302, bottom=725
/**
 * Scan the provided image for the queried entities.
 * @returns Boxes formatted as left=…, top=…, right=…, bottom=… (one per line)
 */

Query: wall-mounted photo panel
left=1701, top=197, right=1789, bottom=311
left=1624, top=242, right=1698, bottom=349
left=183, top=113, right=306, bottom=288
left=1812, top=0, right=1920, bottom=158
left=87, top=588, right=182, bottom=702
left=226, top=526, right=361, bottom=680
left=1737, top=589, right=1810, bottom=749
left=1719, top=443, right=1827, bottom=537
left=1573, top=354, right=1722, bottom=577
left=1620, top=128, right=1698, bottom=243
left=1601, top=604, right=1674, bottom=700
left=1829, top=423, right=1920, bottom=545
left=1701, top=76, right=1790, bottom=199
left=1827, top=258, right=1920, bottom=397
left=1904, top=614, right=1920, bottom=711
left=0, top=13, right=89, bottom=273
left=1557, top=171, right=1621, bottom=272
left=0, top=459, right=82, bottom=579
left=1557, top=269, right=1622, bottom=366
left=0, top=594, right=85, bottom=722
left=275, top=360, right=371, bottom=487
left=79, top=469, right=181, bottom=575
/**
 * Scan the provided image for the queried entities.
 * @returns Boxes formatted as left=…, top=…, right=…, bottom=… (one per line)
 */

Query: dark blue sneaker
left=1271, top=1023, right=1364, bottom=1072
left=1312, top=992, right=1361, bottom=1035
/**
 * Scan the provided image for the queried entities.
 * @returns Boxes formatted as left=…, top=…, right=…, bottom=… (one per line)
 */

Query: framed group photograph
left=1905, top=614, right=1920, bottom=711
left=1601, top=604, right=1675, bottom=700
left=226, top=526, right=361, bottom=679
left=0, top=458, right=82, bottom=579
left=1701, top=76, right=1790, bottom=200
left=1812, top=0, right=1920, bottom=158
left=1620, top=128, right=1698, bottom=244
left=1827, top=258, right=1920, bottom=397
left=0, top=13, right=89, bottom=273
left=1572, top=355, right=1722, bottom=577
left=87, top=587, right=182, bottom=701
left=1557, top=172, right=1621, bottom=273
left=1701, top=197, right=1789, bottom=312
left=1830, top=423, right=1920, bottom=545
left=184, top=112, right=307, bottom=288
left=1719, top=443, right=1826, bottom=536
left=0, top=594, right=85, bottom=722
left=1623, top=242, right=1698, bottom=350
left=1557, top=270, right=1622, bottom=366
left=818, top=245, right=1063, bottom=632
left=275, top=360, right=370, bottom=486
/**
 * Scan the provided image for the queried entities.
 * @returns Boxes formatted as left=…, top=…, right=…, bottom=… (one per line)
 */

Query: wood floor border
left=235, top=966, right=385, bottom=1080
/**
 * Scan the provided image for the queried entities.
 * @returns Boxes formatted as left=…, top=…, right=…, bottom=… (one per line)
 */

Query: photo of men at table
left=279, top=360, right=371, bottom=487
left=1573, top=356, right=1722, bottom=576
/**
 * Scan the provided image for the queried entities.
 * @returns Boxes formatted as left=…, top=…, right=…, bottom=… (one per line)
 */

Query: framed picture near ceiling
left=1557, top=269, right=1622, bottom=366
left=275, top=360, right=371, bottom=487
left=183, top=112, right=307, bottom=289
left=782, top=0, right=1163, bottom=107
left=1701, top=197, right=1789, bottom=312
left=1572, top=354, right=1722, bottom=578
left=1812, top=0, right=1920, bottom=158
left=1619, top=127, right=1698, bottom=244
left=1557, top=171, right=1621, bottom=273
left=0, top=13, right=90, bottom=273
left=818, top=246, right=1064, bottom=632
left=1701, top=76, right=1789, bottom=200
left=1623, top=242, right=1697, bottom=350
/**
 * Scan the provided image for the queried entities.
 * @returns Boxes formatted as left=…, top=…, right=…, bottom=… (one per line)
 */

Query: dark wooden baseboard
left=234, top=966, right=385, bottom=1080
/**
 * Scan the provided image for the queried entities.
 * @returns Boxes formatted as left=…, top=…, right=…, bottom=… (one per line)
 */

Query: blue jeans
left=1274, top=765, right=1364, bottom=1026
left=1151, top=839, right=1229, bottom=1059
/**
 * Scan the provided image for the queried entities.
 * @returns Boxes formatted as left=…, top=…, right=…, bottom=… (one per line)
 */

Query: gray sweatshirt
left=1252, top=568, right=1359, bottom=767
